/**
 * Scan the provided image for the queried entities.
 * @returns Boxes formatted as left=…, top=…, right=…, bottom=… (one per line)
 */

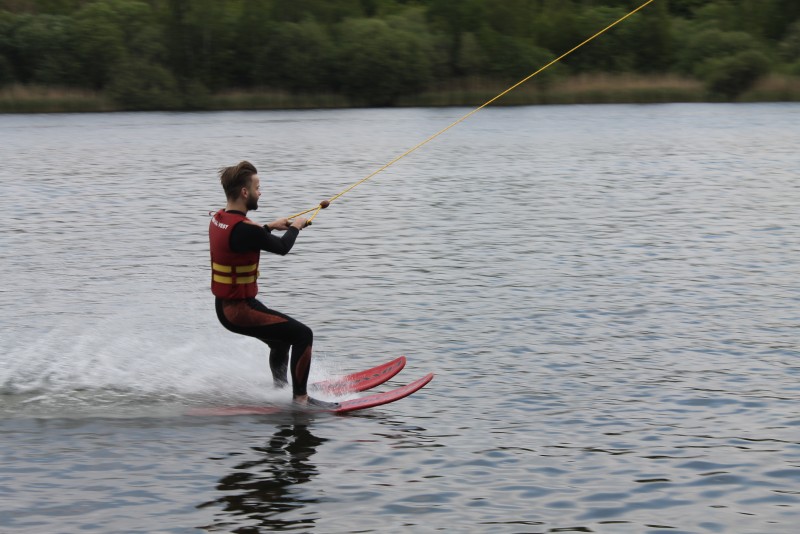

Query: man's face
left=245, top=175, right=261, bottom=211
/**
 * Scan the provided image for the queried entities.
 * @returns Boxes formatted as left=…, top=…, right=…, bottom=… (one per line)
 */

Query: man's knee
left=298, top=323, right=313, bottom=346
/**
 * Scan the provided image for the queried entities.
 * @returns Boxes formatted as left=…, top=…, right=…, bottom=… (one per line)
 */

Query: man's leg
left=215, top=298, right=336, bottom=406
left=268, top=342, right=290, bottom=389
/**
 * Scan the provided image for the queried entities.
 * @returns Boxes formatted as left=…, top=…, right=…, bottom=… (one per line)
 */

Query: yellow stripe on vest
left=212, top=262, right=257, bottom=274
left=213, top=274, right=256, bottom=285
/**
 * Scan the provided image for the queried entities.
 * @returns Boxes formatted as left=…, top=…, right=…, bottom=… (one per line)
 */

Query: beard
left=246, top=195, right=259, bottom=211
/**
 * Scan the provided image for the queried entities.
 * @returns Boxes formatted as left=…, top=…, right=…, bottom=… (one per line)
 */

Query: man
left=209, top=161, right=337, bottom=408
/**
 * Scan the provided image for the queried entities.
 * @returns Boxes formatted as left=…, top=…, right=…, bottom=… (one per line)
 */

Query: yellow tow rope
left=288, top=0, right=656, bottom=225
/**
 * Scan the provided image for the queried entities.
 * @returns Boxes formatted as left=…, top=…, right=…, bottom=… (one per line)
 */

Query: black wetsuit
left=214, top=212, right=313, bottom=396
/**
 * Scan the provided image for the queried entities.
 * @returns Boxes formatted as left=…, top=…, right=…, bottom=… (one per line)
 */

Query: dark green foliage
left=568, top=7, right=638, bottom=72
left=666, top=0, right=712, bottom=19
left=332, top=17, right=433, bottom=105
left=256, top=19, right=334, bottom=92
left=7, top=14, right=81, bottom=85
left=0, top=53, right=12, bottom=86
left=675, top=26, right=771, bottom=97
left=107, top=58, right=179, bottom=110
left=702, top=49, right=770, bottom=98
left=676, top=29, right=764, bottom=75
left=0, top=0, right=797, bottom=108
left=477, top=27, right=558, bottom=81
left=779, top=20, right=800, bottom=75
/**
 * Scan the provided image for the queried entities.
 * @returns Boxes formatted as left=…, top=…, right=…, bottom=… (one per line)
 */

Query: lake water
left=0, top=103, right=798, bottom=533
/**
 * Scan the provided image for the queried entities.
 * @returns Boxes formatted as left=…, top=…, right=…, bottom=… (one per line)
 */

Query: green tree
left=676, top=27, right=765, bottom=75
left=72, top=0, right=178, bottom=106
left=426, top=0, right=486, bottom=76
left=674, top=25, right=770, bottom=98
left=703, top=49, right=770, bottom=98
left=454, top=31, right=487, bottom=76
left=629, top=0, right=673, bottom=72
left=531, top=1, right=582, bottom=61
left=481, top=0, right=536, bottom=39
left=21, top=0, right=86, bottom=15
left=0, top=54, right=12, bottom=86
left=255, top=19, right=334, bottom=92
left=107, top=57, right=179, bottom=109
left=160, top=0, right=238, bottom=93
left=476, top=27, right=556, bottom=81
left=725, top=0, right=800, bottom=41
left=6, top=13, right=80, bottom=85
left=566, top=6, right=637, bottom=72
left=0, top=0, right=798, bottom=108
left=778, top=20, right=800, bottom=75
left=71, top=4, right=126, bottom=89
left=768, top=0, right=800, bottom=40
left=226, top=0, right=273, bottom=87
left=386, top=5, right=449, bottom=79
left=332, top=17, right=433, bottom=105
left=665, top=0, right=712, bottom=18
left=270, top=0, right=364, bottom=24
left=0, top=11, right=18, bottom=85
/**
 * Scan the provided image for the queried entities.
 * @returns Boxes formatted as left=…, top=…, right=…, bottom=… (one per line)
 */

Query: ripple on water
left=1, top=104, right=799, bottom=533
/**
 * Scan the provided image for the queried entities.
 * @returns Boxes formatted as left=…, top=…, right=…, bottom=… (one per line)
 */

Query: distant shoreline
left=2, top=74, right=799, bottom=114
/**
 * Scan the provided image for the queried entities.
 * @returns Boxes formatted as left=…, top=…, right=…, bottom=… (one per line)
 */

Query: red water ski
left=333, top=373, right=434, bottom=414
left=187, top=373, right=433, bottom=416
left=311, top=356, right=406, bottom=394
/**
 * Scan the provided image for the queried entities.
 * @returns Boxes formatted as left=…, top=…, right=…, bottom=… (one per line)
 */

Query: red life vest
left=209, top=210, right=260, bottom=299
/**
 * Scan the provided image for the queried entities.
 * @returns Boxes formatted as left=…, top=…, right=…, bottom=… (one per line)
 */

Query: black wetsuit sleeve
left=229, top=222, right=300, bottom=255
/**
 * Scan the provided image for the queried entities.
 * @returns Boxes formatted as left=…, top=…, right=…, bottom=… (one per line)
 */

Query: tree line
left=1, top=0, right=798, bottom=109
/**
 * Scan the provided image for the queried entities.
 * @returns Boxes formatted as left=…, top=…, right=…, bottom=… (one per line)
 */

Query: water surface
left=1, top=104, right=799, bottom=533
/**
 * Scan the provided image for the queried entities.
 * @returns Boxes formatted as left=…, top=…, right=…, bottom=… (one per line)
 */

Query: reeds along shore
left=2, top=74, right=799, bottom=114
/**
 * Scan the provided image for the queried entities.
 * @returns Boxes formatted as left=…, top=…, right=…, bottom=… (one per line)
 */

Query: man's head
left=219, top=161, right=260, bottom=210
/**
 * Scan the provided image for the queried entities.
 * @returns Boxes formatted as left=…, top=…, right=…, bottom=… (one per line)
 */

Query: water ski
left=333, top=373, right=433, bottom=414
left=188, top=372, right=433, bottom=416
left=311, top=355, right=406, bottom=394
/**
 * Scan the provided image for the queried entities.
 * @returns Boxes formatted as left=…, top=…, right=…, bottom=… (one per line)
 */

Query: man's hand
left=290, top=217, right=309, bottom=230
left=267, top=217, right=291, bottom=231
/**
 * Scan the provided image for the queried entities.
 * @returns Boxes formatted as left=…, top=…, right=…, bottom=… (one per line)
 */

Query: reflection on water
left=199, top=418, right=327, bottom=532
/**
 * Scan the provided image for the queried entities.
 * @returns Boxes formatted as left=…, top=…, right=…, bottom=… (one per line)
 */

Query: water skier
left=209, top=161, right=338, bottom=409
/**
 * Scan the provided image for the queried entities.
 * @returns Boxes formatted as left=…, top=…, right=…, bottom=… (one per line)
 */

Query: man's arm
left=230, top=222, right=299, bottom=255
